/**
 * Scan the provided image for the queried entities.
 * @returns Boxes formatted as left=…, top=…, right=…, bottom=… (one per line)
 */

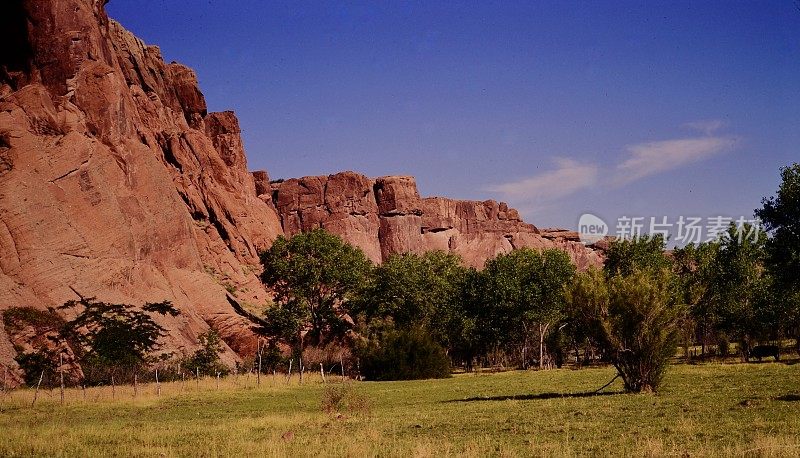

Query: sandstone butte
left=0, top=0, right=605, bottom=386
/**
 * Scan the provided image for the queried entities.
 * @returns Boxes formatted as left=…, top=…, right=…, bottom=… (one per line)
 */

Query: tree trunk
left=538, top=322, right=551, bottom=369
left=683, top=331, right=690, bottom=363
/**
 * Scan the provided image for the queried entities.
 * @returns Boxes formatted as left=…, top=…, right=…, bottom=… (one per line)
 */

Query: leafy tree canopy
left=755, top=162, right=800, bottom=333
left=59, top=298, right=179, bottom=369
left=604, top=234, right=670, bottom=278
left=479, top=248, right=575, bottom=353
left=359, top=251, right=468, bottom=346
left=707, top=223, right=772, bottom=343
left=260, top=229, right=372, bottom=351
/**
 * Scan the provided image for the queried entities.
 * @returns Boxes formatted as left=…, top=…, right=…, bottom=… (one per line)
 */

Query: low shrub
left=2, top=306, right=64, bottom=333
left=357, top=328, right=451, bottom=381
left=15, top=349, right=58, bottom=387
left=183, top=330, right=230, bottom=377
left=320, top=384, right=371, bottom=415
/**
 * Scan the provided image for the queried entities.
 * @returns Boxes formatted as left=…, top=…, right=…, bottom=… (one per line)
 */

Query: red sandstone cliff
left=265, top=171, right=604, bottom=269
left=0, top=0, right=282, bottom=384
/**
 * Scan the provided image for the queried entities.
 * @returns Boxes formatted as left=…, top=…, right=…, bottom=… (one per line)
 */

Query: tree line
left=258, top=163, right=800, bottom=391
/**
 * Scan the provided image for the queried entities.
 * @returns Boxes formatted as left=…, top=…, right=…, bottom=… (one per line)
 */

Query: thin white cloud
left=613, top=136, right=736, bottom=186
left=485, top=158, right=598, bottom=204
left=683, top=119, right=726, bottom=135
left=484, top=121, right=737, bottom=211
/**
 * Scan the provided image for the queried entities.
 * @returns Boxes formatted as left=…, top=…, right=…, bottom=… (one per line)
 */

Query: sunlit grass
left=1, top=363, right=799, bottom=456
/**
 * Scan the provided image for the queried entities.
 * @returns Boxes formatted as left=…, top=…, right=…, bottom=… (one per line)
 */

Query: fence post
left=31, top=371, right=44, bottom=408
left=320, top=363, right=325, bottom=384
left=286, top=359, right=292, bottom=384
left=155, top=369, right=161, bottom=397
left=299, top=357, right=304, bottom=385
left=59, top=353, right=65, bottom=406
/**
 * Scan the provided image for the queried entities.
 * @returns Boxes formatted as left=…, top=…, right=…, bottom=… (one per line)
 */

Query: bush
left=15, top=349, right=58, bottom=387
left=2, top=306, right=64, bottom=333
left=320, top=384, right=371, bottom=415
left=183, top=330, right=230, bottom=377
left=567, top=269, right=684, bottom=393
left=358, top=328, right=451, bottom=381
left=717, top=335, right=731, bottom=358
left=300, top=343, right=350, bottom=373
left=4, top=307, right=65, bottom=387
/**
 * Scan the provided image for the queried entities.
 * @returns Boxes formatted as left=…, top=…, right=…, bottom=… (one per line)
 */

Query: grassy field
left=1, top=363, right=799, bottom=457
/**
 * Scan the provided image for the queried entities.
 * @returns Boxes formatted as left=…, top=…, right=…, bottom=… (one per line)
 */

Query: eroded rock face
left=0, top=0, right=283, bottom=384
left=271, top=171, right=605, bottom=268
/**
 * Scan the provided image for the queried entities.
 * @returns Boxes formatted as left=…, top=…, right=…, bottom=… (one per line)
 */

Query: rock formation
left=0, top=0, right=282, bottom=383
left=267, top=172, right=604, bottom=269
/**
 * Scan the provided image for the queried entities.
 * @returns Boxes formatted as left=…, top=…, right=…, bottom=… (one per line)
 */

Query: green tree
left=480, top=248, right=575, bottom=368
left=533, top=249, right=577, bottom=368
left=755, top=163, right=800, bottom=348
left=672, top=242, right=718, bottom=357
left=480, top=248, right=539, bottom=365
left=450, top=267, right=486, bottom=369
left=184, top=330, right=229, bottom=376
left=59, top=298, right=179, bottom=383
left=707, top=223, right=770, bottom=356
left=260, top=229, right=372, bottom=355
left=564, top=269, right=611, bottom=365
left=359, top=251, right=468, bottom=349
left=604, top=234, right=670, bottom=278
left=3, top=306, right=67, bottom=386
left=14, top=349, right=58, bottom=387
left=567, top=268, right=684, bottom=393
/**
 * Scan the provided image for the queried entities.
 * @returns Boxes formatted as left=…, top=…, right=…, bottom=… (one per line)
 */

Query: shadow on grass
left=444, top=391, right=625, bottom=403
left=775, top=394, right=800, bottom=402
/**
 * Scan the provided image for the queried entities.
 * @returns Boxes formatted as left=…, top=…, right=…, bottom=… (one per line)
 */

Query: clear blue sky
left=107, top=1, right=799, bottom=236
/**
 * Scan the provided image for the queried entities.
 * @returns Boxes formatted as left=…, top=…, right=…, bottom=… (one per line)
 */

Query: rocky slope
left=266, top=171, right=604, bottom=269
left=0, top=0, right=283, bottom=384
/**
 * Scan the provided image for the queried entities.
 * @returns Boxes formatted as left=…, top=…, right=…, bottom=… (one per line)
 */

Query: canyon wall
left=266, top=171, right=604, bottom=269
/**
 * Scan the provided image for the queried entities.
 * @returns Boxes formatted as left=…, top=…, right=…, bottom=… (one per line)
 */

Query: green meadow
left=1, top=363, right=799, bottom=457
